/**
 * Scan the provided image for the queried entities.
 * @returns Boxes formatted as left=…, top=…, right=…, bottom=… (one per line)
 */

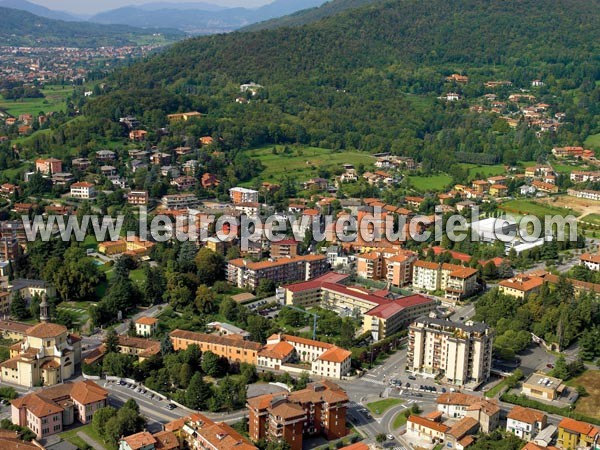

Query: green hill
left=241, top=0, right=379, bottom=31
left=103, top=0, right=599, bottom=84
left=0, top=7, right=184, bottom=46
left=29, top=0, right=600, bottom=176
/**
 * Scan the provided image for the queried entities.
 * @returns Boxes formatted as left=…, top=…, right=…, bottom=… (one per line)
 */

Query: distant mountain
left=0, top=0, right=78, bottom=21
left=89, top=0, right=329, bottom=34
left=243, top=0, right=378, bottom=31
left=0, top=7, right=184, bottom=47
left=135, top=1, right=227, bottom=11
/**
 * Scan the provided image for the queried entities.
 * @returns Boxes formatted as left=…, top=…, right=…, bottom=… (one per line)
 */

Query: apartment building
left=1, top=320, right=82, bottom=387
left=11, top=380, right=107, bottom=439
left=248, top=381, right=348, bottom=450
left=506, top=406, right=547, bottom=440
left=161, top=193, right=199, bottom=209
left=35, top=158, right=62, bottom=175
left=70, top=182, right=96, bottom=199
left=362, top=294, right=436, bottom=341
left=127, top=190, right=149, bottom=205
left=356, top=249, right=417, bottom=287
left=407, top=318, right=494, bottom=386
left=169, top=329, right=262, bottom=365
left=229, top=187, right=259, bottom=204
left=412, top=261, right=479, bottom=299
left=227, top=255, right=329, bottom=291
left=258, top=334, right=351, bottom=379
left=498, top=274, right=544, bottom=298
left=282, top=273, right=435, bottom=341
left=270, top=239, right=300, bottom=260
left=557, top=418, right=600, bottom=450
left=0, top=236, right=20, bottom=262
left=570, top=171, right=600, bottom=183
left=164, top=413, right=255, bottom=450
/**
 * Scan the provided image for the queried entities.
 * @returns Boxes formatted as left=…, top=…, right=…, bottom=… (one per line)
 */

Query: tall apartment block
left=407, top=317, right=494, bottom=386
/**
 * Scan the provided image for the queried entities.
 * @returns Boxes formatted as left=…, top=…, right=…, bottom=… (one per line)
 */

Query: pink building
left=11, top=380, right=108, bottom=439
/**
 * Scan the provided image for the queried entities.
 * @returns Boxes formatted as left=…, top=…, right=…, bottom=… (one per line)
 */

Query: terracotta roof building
left=11, top=380, right=107, bottom=439
left=248, top=381, right=348, bottom=450
left=170, top=330, right=261, bottom=365
left=1, top=321, right=81, bottom=388
left=258, top=334, right=351, bottom=379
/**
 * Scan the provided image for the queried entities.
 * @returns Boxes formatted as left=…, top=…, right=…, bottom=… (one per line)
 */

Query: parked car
left=408, top=375, right=416, bottom=380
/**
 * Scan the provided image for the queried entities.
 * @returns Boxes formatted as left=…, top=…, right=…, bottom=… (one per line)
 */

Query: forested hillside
left=241, top=0, right=378, bottom=31
left=22, top=0, right=600, bottom=174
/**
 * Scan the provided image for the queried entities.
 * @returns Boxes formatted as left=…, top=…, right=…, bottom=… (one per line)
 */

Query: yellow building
left=557, top=418, right=600, bottom=450
left=498, top=275, right=544, bottom=299
left=1, top=321, right=82, bottom=387
left=522, top=373, right=564, bottom=401
left=98, top=240, right=127, bottom=255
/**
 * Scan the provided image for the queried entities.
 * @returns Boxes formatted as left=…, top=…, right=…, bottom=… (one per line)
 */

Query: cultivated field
left=534, top=195, right=599, bottom=218
left=499, top=198, right=578, bottom=218
left=246, top=145, right=375, bottom=183
left=0, top=85, right=74, bottom=117
left=408, top=174, right=453, bottom=192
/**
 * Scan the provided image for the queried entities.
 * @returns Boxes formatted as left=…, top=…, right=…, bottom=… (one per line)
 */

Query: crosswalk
left=361, top=376, right=386, bottom=385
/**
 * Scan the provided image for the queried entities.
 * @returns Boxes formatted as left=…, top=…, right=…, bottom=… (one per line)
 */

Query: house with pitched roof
left=557, top=418, right=600, bottom=450
left=11, top=380, right=108, bottom=439
left=506, top=406, right=547, bottom=440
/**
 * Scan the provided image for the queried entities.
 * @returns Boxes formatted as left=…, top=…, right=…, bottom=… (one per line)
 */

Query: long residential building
left=282, top=273, right=436, bottom=341
left=170, top=329, right=262, bottom=365
left=247, top=381, right=348, bottom=450
left=258, top=334, right=351, bottom=379
left=227, top=255, right=329, bottom=290
left=11, top=380, right=108, bottom=439
left=412, top=261, right=479, bottom=300
left=407, top=317, right=494, bottom=386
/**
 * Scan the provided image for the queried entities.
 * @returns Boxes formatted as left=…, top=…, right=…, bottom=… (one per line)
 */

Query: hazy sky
left=29, top=0, right=271, bottom=15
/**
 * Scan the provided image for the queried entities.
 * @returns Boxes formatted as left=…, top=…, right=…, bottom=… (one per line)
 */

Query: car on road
left=405, top=382, right=410, bottom=388
left=408, top=375, right=416, bottom=380
left=386, top=435, right=395, bottom=440
left=414, top=393, right=422, bottom=397
left=441, top=388, right=446, bottom=393
left=547, top=363, right=554, bottom=368
left=166, top=403, right=177, bottom=410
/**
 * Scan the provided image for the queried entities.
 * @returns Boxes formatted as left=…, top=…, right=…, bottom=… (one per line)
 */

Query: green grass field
left=581, top=213, right=600, bottom=226
left=484, top=379, right=508, bottom=398
left=366, top=398, right=403, bottom=415
left=60, top=423, right=109, bottom=450
left=245, top=145, right=375, bottom=183
left=499, top=199, right=575, bottom=218
left=0, top=85, right=74, bottom=117
left=551, top=163, right=577, bottom=174
left=408, top=174, right=453, bottom=191
left=392, top=411, right=408, bottom=428
left=584, top=133, right=600, bottom=151
left=459, top=163, right=508, bottom=178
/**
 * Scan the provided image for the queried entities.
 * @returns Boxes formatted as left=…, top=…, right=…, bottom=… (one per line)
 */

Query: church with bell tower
left=0, top=297, right=82, bottom=387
